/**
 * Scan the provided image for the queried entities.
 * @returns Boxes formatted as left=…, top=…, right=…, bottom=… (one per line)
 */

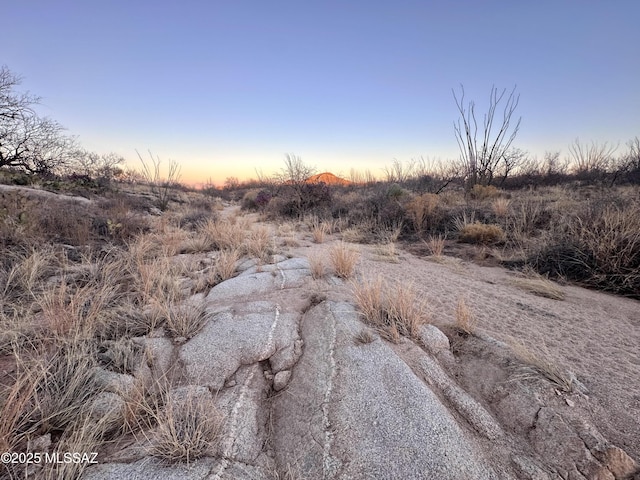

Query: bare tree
left=1, top=65, right=77, bottom=174
left=453, top=85, right=521, bottom=187
left=568, top=139, right=617, bottom=174
left=383, top=158, right=416, bottom=183
left=71, top=150, right=124, bottom=180
left=274, top=153, right=317, bottom=217
left=136, top=150, right=181, bottom=211
left=496, top=148, right=528, bottom=186
left=0, top=66, right=38, bottom=121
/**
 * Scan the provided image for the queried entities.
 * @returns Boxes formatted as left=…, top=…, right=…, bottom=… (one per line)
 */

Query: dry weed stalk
left=454, top=297, right=476, bottom=335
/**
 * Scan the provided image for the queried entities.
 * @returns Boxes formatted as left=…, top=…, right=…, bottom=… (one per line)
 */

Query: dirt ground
left=265, top=213, right=640, bottom=465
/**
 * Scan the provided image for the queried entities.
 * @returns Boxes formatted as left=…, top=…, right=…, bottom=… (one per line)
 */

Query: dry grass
left=216, top=248, right=240, bottom=281
left=424, top=234, right=445, bottom=257
left=454, top=297, right=476, bottom=335
left=157, top=301, right=206, bottom=339
left=459, top=222, right=505, bottom=245
left=509, top=341, right=577, bottom=393
left=200, top=218, right=246, bottom=251
left=406, top=193, right=439, bottom=234
left=492, top=197, right=510, bottom=217
left=307, top=253, right=325, bottom=280
left=511, top=268, right=566, bottom=300
left=329, top=242, right=359, bottom=279
left=352, top=275, right=429, bottom=342
left=373, top=242, right=399, bottom=262
left=310, top=219, right=328, bottom=243
left=354, top=328, right=376, bottom=345
left=245, top=226, right=273, bottom=261
left=148, top=389, right=223, bottom=464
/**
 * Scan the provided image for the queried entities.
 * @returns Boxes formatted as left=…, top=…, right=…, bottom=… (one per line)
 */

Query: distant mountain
left=305, top=172, right=351, bottom=185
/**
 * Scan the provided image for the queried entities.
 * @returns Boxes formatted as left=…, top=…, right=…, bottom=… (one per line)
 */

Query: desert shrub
left=241, top=189, right=260, bottom=211
left=271, top=183, right=332, bottom=218
left=38, top=203, right=93, bottom=245
left=459, top=222, right=505, bottom=244
left=533, top=201, right=640, bottom=297
left=469, top=184, right=499, bottom=200
left=405, top=193, right=441, bottom=234
left=386, top=183, right=407, bottom=200
left=94, top=199, right=150, bottom=242
left=255, top=190, right=272, bottom=209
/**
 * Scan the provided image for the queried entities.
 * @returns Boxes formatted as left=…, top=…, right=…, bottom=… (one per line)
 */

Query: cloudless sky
left=4, top=1, right=639, bottom=185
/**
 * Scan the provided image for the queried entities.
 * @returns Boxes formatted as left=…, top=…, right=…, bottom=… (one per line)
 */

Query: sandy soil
left=265, top=216, right=640, bottom=463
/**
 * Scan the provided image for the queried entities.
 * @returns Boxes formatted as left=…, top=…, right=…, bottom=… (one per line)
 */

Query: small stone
left=273, top=370, right=291, bottom=391
left=565, top=398, right=575, bottom=407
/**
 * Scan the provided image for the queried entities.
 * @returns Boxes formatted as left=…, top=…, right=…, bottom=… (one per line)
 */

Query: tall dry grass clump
left=329, top=242, right=359, bottom=278
left=406, top=193, right=440, bottom=234
left=148, top=389, right=223, bottom=464
left=200, top=218, right=246, bottom=251
left=425, top=234, right=445, bottom=257
left=245, top=226, right=273, bottom=261
left=459, top=222, right=505, bottom=245
left=306, top=252, right=326, bottom=279
left=352, top=275, right=429, bottom=342
left=454, top=297, right=476, bottom=335
left=491, top=197, right=510, bottom=217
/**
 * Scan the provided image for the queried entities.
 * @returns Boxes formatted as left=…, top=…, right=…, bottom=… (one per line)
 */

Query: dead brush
left=155, top=300, right=207, bottom=339
left=306, top=253, right=325, bottom=280
left=511, top=267, right=565, bottom=300
left=406, top=193, right=439, bottom=234
left=329, top=242, right=359, bottom=279
left=34, top=340, right=103, bottom=433
left=424, top=234, right=445, bottom=257
left=491, top=197, right=510, bottom=217
left=508, top=341, right=577, bottom=393
left=458, top=222, right=505, bottom=245
left=352, top=275, right=429, bottom=342
left=200, top=218, right=246, bottom=251
left=245, top=226, right=273, bottom=261
left=148, top=388, right=223, bottom=464
left=454, top=297, right=476, bottom=335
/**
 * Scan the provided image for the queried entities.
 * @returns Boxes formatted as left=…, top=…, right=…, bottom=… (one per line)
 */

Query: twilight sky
left=4, top=1, right=639, bottom=185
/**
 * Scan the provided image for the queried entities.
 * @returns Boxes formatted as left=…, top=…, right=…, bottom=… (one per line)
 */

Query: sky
left=4, top=1, right=640, bottom=185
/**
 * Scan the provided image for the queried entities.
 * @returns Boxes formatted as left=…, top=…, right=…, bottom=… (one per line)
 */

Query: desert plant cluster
left=0, top=174, right=285, bottom=477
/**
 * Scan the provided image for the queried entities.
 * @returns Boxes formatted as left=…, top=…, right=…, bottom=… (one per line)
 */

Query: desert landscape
left=0, top=156, right=639, bottom=479
left=1, top=4, right=639, bottom=476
